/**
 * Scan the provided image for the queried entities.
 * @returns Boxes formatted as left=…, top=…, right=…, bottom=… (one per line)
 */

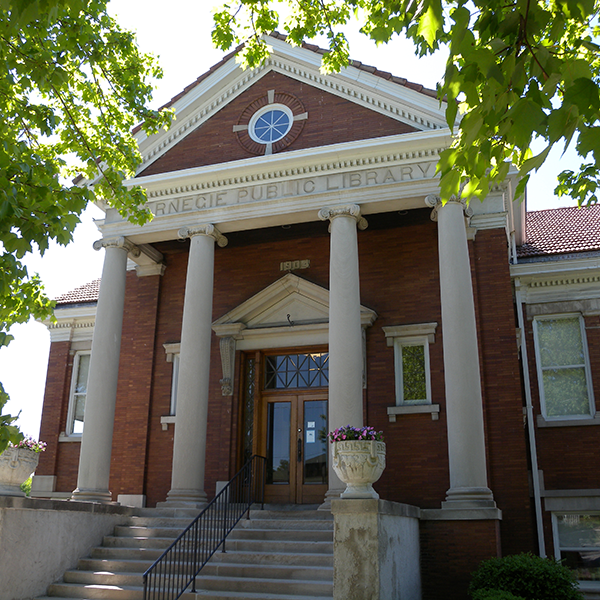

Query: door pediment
left=212, top=273, right=376, bottom=348
left=212, top=273, right=377, bottom=395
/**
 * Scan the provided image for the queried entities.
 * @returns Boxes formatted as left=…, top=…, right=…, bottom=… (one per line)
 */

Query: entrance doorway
left=239, top=351, right=329, bottom=504
left=265, top=393, right=328, bottom=504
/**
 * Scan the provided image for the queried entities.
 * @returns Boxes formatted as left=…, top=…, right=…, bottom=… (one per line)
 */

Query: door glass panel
left=266, top=402, right=291, bottom=484
left=303, top=400, right=327, bottom=485
left=265, top=353, right=329, bottom=389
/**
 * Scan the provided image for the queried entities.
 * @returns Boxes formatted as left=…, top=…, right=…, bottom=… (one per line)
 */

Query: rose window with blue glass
left=234, top=91, right=307, bottom=155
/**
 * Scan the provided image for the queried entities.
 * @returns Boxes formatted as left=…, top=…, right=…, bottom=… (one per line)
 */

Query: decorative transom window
left=383, top=323, right=437, bottom=406
left=248, top=105, right=293, bottom=144
left=533, top=314, right=595, bottom=419
left=265, top=353, right=329, bottom=389
left=553, top=513, right=600, bottom=581
left=67, top=352, right=90, bottom=435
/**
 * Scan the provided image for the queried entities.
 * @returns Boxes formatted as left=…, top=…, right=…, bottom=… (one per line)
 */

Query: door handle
left=297, top=437, right=302, bottom=462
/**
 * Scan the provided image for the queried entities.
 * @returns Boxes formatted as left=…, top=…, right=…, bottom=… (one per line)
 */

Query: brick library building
left=32, top=35, right=600, bottom=598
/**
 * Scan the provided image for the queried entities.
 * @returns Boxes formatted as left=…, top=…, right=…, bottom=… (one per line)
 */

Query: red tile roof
left=55, top=279, right=100, bottom=305
left=518, top=205, right=600, bottom=258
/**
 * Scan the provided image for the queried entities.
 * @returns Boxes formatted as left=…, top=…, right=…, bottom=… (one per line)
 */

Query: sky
left=0, top=0, right=581, bottom=439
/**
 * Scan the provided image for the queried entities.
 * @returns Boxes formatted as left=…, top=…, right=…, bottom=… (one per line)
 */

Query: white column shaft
left=319, top=207, right=365, bottom=505
left=328, top=214, right=364, bottom=431
left=72, top=243, right=128, bottom=502
left=167, top=233, right=216, bottom=505
left=437, top=200, right=494, bottom=507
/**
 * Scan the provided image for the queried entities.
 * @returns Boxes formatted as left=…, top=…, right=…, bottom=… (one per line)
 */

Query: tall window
left=553, top=513, right=600, bottom=581
left=383, top=324, right=437, bottom=407
left=533, top=315, right=595, bottom=419
left=394, top=340, right=431, bottom=405
left=67, top=352, right=90, bottom=435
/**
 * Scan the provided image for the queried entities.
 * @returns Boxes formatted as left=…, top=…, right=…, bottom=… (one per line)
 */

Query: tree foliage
left=0, top=0, right=171, bottom=410
left=212, top=0, right=600, bottom=207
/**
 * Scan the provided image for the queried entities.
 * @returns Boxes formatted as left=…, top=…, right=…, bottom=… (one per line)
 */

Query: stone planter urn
left=332, top=440, right=386, bottom=499
left=0, top=447, right=39, bottom=496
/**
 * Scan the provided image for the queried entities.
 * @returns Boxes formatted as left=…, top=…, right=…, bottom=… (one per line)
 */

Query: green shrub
left=472, top=590, right=525, bottom=600
left=469, top=553, right=583, bottom=600
left=20, top=476, right=32, bottom=496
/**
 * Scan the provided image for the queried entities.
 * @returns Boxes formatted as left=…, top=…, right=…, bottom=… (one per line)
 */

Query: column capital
left=178, top=224, right=228, bottom=247
left=318, top=204, right=368, bottom=230
left=424, top=195, right=473, bottom=222
left=92, top=236, right=140, bottom=257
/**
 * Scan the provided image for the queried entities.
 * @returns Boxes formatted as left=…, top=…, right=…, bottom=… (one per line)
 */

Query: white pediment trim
left=211, top=273, right=376, bottom=394
left=135, top=38, right=447, bottom=176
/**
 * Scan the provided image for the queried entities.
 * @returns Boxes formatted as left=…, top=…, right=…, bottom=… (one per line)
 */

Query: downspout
left=514, top=277, right=546, bottom=557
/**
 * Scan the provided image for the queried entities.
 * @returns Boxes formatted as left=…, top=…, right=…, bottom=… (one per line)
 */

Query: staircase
left=38, top=506, right=333, bottom=600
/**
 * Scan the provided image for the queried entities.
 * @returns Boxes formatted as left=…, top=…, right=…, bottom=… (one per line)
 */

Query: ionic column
left=71, top=237, right=139, bottom=503
left=166, top=224, right=227, bottom=506
left=318, top=205, right=367, bottom=504
left=426, top=195, right=495, bottom=508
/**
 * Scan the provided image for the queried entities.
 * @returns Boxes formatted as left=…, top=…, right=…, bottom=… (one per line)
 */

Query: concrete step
left=201, top=561, right=333, bottom=581
left=114, top=525, right=185, bottom=538
left=45, top=582, right=143, bottom=600
left=63, top=571, right=143, bottom=587
left=228, top=528, right=332, bottom=542
left=101, top=535, right=174, bottom=549
left=77, top=557, right=153, bottom=573
left=185, top=592, right=332, bottom=600
left=218, top=538, right=333, bottom=554
left=209, top=550, right=333, bottom=568
left=195, top=574, right=333, bottom=596
left=238, top=517, right=333, bottom=531
left=90, top=546, right=164, bottom=561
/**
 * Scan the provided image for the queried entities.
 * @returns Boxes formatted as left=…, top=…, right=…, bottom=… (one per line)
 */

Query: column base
left=70, top=488, right=114, bottom=503
left=318, top=487, right=344, bottom=512
left=164, top=488, right=208, bottom=507
left=442, top=486, right=496, bottom=510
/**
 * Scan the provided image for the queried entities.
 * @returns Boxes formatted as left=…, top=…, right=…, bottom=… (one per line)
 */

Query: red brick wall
left=109, top=271, right=162, bottom=500
left=37, top=341, right=71, bottom=478
left=471, top=230, right=536, bottom=556
left=139, top=72, right=418, bottom=177
left=420, top=518, right=501, bottom=600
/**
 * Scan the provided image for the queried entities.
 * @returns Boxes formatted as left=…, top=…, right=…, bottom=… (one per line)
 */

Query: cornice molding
left=143, top=144, right=444, bottom=200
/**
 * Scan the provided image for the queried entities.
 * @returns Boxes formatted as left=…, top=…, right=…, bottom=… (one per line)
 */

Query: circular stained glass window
left=249, top=104, right=293, bottom=144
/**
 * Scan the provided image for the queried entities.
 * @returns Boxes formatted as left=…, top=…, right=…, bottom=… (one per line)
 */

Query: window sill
left=161, top=416, right=176, bottom=431
left=387, top=404, right=440, bottom=422
left=536, top=415, right=600, bottom=428
left=58, top=433, right=82, bottom=443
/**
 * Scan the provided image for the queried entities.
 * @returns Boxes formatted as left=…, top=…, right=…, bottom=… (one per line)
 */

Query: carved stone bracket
left=425, top=195, right=473, bottom=223
left=178, top=224, right=228, bottom=248
left=318, top=204, right=368, bottom=231
left=219, top=337, right=237, bottom=396
left=92, top=236, right=141, bottom=258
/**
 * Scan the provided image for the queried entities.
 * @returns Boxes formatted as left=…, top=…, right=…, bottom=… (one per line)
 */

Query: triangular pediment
left=135, top=36, right=447, bottom=177
left=212, top=273, right=377, bottom=348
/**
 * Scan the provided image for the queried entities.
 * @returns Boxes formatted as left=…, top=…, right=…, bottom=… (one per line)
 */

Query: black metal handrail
left=143, top=455, right=266, bottom=600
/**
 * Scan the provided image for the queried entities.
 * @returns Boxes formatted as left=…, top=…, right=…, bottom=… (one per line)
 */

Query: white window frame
left=383, top=323, right=439, bottom=422
left=170, top=353, right=179, bottom=416
left=552, top=511, right=600, bottom=586
left=66, top=351, right=90, bottom=436
left=392, top=337, right=432, bottom=406
left=533, top=314, right=595, bottom=421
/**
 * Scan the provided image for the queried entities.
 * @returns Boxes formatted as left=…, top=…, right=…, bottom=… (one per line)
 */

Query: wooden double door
left=262, top=392, right=328, bottom=504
